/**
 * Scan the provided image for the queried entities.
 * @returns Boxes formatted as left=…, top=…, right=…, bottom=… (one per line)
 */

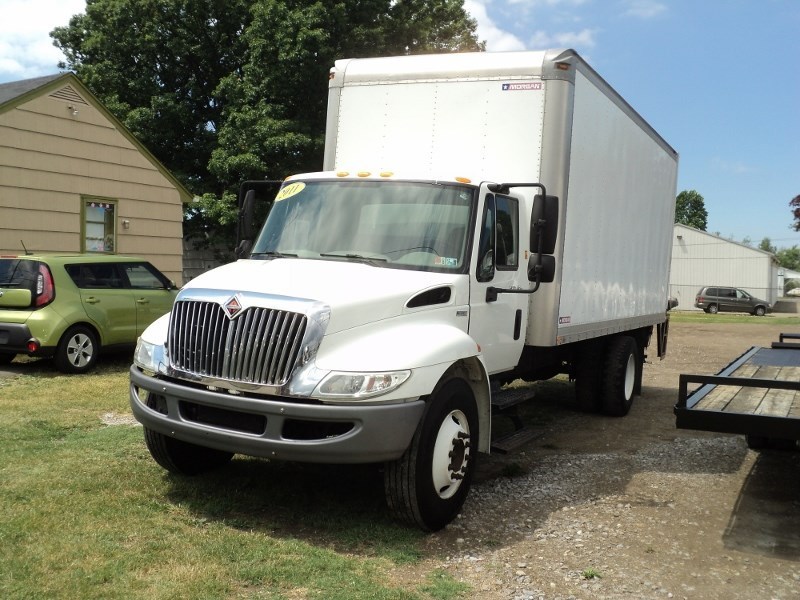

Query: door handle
left=85, top=297, right=99, bottom=304
left=135, top=298, right=149, bottom=305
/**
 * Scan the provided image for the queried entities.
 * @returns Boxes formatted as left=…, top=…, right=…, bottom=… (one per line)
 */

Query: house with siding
left=0, top=73, right=190, bottom=284
left=669, top=224, right=780, bottom=310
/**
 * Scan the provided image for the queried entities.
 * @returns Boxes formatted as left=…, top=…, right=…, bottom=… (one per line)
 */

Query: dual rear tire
left=575, top=335, right=641, bottom=417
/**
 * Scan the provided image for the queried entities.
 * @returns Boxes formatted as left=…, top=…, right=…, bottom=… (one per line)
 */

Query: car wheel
left=54, top=325, right=99, bottom=373
left=708, top=304, right=719, bottom=314
left=384, top=378, right=478, bottom=531
left=753, top=306, right=766, bottom=317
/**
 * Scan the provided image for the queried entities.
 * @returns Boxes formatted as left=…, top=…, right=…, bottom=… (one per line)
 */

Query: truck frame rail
left=675, top=333, right=800, bottom=440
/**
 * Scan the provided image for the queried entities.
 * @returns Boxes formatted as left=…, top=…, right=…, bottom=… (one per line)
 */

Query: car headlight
left=315, top=370, right=411, bottom=400
left=133, top=338, right=167, bottom=376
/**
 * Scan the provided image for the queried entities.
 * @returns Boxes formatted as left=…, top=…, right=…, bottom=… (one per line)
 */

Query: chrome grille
left=168, top=300, right=308, bottom=386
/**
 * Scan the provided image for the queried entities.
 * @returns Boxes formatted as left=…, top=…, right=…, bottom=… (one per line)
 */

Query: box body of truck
left=130, top=49, right=678, bottom=531
left=325, top=49, right=678, bottom=350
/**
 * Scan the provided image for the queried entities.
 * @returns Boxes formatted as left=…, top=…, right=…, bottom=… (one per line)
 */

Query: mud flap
left=657, top=316, right=670, bottom=358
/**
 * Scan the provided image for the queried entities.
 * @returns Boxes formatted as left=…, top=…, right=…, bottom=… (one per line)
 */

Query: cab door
left=468, top=186, right=528, bottom=374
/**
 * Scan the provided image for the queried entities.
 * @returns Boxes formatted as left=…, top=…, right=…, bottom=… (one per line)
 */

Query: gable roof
left=0, top=74, right=64, bottom=105
left=674, top=223, right=778, bottom=262
left=0, top=72, right=192, bottom=203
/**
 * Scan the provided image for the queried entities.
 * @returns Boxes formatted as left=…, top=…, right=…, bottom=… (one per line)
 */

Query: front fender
left=315, top=321, right=479, bottom=372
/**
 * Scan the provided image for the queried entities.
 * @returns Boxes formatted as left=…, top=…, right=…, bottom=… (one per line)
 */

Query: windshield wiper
left=319, top=252, right=388, bottom=265
left=251, top=251, right=298, bottom=259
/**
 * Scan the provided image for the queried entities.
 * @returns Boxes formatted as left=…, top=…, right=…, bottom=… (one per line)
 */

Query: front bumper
left=130, top=366, right=426, bottom=463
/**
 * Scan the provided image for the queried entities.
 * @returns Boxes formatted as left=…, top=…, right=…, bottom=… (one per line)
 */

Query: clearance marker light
left=455, top=176, right=472, bottom=184
left=379, top=171, right=394, bottom=178
left=336, top=171, right=349, bottom=177
left=357, top=171, right=371, bottom=177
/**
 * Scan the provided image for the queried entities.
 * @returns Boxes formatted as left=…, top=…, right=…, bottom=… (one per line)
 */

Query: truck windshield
left=251, top=180, right=475, bottom=272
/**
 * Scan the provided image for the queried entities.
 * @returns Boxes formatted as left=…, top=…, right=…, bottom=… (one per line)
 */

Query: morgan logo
left=502, top=82, right=542, bottom=91
left=223, top=295, right=243, bottom=319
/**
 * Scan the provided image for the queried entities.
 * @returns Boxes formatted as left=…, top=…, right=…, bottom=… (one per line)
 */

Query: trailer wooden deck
left=675, top=334, right=800, bottom=441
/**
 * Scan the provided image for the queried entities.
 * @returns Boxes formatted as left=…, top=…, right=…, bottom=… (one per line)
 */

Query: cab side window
left=495, top=195, right=519, bottom=270
left=476, top=194, right=519, bottom=283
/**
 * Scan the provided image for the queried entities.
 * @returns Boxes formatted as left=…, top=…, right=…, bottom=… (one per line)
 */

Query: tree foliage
left=790, top=194, right=800, bottom=231
left=51, top=0, right=484, bottom=249
left=674, top=190, right=708, bottom=231
left=759, top=237, right=777, bottom=254
left=776, top=246, right=800, bottom=272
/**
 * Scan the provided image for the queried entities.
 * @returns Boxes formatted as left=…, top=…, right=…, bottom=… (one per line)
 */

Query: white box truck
left=130, top=49, right=678, bottom=531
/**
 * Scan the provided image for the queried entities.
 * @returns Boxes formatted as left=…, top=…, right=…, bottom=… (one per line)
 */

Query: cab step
left=491, top=386, right=536, bottom=411
left=491, top=426, right=543, bottom=454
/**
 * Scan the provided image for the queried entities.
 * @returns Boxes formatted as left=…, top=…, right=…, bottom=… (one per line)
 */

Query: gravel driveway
left=405, top=318, right=800, bottom=599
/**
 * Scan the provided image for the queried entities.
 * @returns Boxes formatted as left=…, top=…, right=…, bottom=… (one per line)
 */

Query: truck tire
left=54, top=325, right=98, bottom=374
left=601, top=336, right=638, bottom=417
left=753, top=306, right=766, bottom=317
left=708, top=304, right=719, bottom=314
left=144, top=428, right=234, bottom=475
left=384, top=378, right=478, bottom=531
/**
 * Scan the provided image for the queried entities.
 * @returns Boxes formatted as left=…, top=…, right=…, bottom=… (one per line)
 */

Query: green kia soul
left=0, top=254, right=178, bottom=373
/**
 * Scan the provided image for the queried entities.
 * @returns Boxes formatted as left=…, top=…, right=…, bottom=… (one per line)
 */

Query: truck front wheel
left=384, top=378, right=478, bottom=531
left=602, top=336, right=639, bottom=417
left=144, top=428, right=234, bottom=475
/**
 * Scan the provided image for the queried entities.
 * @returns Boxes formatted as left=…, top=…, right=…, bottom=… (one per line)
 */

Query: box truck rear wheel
left=384, top=378, right=478, bottom=531
left=601, top=336, right=638, bottom=417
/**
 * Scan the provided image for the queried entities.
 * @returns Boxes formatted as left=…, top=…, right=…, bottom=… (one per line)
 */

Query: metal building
left=669, top=224, right=780, bottom=310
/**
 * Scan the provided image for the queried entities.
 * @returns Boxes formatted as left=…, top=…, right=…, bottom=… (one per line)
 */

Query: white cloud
left=465, top=0, right=527, bottom=51
left=528, top=28, right=597, bottom=49
left=712, top=157, right=758, bottom=175
left=622, top=0, right=667, bottom=19
left=0, top=0, right=86, bottom=82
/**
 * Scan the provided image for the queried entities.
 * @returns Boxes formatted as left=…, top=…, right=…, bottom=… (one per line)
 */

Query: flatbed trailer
left=675, top=333, right=800, bottom=446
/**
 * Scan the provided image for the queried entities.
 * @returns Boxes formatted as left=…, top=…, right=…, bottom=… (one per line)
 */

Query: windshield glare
left=252, top=180, right=475, bottom=272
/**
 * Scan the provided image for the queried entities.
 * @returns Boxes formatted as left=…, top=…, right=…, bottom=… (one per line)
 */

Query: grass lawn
left=0, top=356, right=468, bottom=600
left=669, top=310, right=800, bottom=326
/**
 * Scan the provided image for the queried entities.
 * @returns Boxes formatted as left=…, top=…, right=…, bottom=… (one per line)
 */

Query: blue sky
left=2, top=0, right=798, bottom=249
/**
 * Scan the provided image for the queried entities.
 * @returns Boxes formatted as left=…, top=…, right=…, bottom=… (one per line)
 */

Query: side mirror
left=528, top=254, right=555, bottom=283
left=531, top=194, right=559, bottom=254
left=239, top=189, right=256, bottom=240
left=235, top=189, right=256, bottom=259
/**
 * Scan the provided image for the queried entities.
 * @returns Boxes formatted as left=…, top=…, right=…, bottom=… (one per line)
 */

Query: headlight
left=315, top=370, right=411, bottom=399
left=133, top=338, right=167, bottom=375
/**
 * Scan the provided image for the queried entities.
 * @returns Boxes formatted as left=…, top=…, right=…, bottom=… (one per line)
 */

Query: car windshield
left=251, top=180, right=476, bottom=272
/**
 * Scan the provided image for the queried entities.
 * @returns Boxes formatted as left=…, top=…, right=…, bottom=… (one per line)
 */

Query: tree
left=674, top=190, right=708, bottom=231
left=776, top=246, right=800, bottom=271
left=759, top=237, right=777, bottom=254
left=791, top=194, right=800, bottom=231
left=51, top=1, right=484, bottom=249
left=209, top=0, right=484, bottom=188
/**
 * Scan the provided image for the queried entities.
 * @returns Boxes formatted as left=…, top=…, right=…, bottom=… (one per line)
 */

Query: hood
left=184, top=258, right=463, bottom=334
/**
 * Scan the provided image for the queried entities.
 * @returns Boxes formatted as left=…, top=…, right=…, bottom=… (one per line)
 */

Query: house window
left=83, top=199, right=116, bottom=253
